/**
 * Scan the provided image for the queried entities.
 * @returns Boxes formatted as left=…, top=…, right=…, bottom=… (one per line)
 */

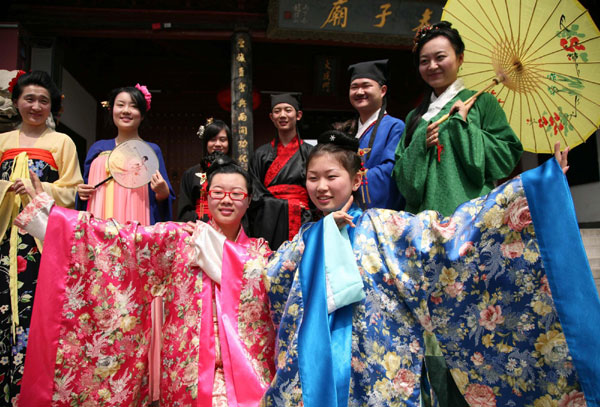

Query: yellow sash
left=7, top=152, right=37, bottom=338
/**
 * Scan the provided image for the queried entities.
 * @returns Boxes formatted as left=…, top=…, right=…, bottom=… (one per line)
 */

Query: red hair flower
left=7, top=70, right=26, bottom=94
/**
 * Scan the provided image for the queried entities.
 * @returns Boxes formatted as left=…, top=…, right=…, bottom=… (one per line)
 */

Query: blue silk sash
left=522, top=158, right=600, bottom=406
left=298, top=207, right=362, bottom=407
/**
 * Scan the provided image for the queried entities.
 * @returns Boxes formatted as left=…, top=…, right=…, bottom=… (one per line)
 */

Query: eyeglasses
left=208, top=190, right=248, bottom=201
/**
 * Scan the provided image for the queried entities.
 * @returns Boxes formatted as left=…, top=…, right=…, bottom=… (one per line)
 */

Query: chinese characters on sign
left=320, top=0, right=348, bottom=28
left=274, top=0, right=443, bottom=42
left=315, top=56, right=338, bottom=96
left=231, top=32, right=253, bottom=170
left=412, top=8, right=433, bottom=32
left=374, top=3, right=392, bottom=28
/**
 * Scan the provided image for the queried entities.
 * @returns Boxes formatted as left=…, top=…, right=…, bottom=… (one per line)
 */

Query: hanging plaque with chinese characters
left=268, top=0, right=444, bottom=46
left=315, top=56, right=338, bottom=96
left=231, top=31, right=253, bottom=170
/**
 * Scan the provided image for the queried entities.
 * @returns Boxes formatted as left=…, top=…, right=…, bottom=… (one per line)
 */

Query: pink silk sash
left=197, top=273, right=217, bottom=406
left=219, top=237, right=266, bottom=407
left=196, top=230, right=268, bottom=407
left=20, top=206, right=76, bottom=406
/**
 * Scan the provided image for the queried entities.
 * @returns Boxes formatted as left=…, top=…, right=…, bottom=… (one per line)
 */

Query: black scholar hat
left=348, top=59, right=389, bottom=85
left=270, top=93, right=301, bottom=111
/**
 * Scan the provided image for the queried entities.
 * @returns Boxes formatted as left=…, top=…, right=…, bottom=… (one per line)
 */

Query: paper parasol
left=94, top=139, right=159, bottom=189
left=442, top=0, right=600, bottom=153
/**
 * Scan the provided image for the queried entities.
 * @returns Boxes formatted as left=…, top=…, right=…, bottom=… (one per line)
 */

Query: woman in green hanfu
left=392, top=21, right=523, bottom=217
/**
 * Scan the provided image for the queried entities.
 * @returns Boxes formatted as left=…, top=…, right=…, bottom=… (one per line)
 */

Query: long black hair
left=11, top=71, right=62, bottom=117
left=404, top=21, right=465, bottom=147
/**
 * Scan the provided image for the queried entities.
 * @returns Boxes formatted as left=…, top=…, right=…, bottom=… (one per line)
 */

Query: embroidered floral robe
left=264, top=159, right=600, bottom=407
left=17, top=200, right=275, bottom=407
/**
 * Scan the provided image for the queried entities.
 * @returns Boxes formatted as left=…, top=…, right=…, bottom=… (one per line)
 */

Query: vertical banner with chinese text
left=315, top=55, right=338, bottom=96
left=231, top=31, right=253, bottom=170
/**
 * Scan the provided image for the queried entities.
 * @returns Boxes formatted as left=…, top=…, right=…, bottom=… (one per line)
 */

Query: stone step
left=582, top=242, right=600, bottom=251
left=580, top=229, right=600, bottom=298
left=581, top=236, right=600, bottom=243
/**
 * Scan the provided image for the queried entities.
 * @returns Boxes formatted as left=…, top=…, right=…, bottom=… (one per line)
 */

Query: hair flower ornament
left=8, top=70, right=26, bottom=94
left=197, top=117, right=214, bottom=139
left=412, top=25, right=437, bottom=51
left=135, top=83, right=152, bottom=111
left=195, top=172, right=207, bottom=185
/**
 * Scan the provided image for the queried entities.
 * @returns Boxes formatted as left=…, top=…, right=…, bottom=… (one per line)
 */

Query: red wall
left=0, top=25, right=19, bottom=70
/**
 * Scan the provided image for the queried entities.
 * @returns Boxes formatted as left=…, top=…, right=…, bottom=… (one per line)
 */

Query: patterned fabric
left=0, top=129, right=81, bottom=407
left=20, top=209, right=275, bottom=406
left=264, top=170, right=591, bottom=407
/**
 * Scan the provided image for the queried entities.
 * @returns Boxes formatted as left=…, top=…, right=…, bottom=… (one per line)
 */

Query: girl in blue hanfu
left=262, top=130, right=599, bottom=407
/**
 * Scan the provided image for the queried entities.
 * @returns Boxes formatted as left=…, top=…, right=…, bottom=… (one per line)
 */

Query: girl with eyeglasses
left=16, top=154, right=275, bottom=407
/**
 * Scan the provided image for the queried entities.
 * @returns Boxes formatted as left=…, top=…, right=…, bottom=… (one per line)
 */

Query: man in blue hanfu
left=347, top=59, right=405, bottom=210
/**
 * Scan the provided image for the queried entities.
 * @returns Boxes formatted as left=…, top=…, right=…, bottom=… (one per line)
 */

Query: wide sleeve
left=19, top=204, right=192, bottom=406
left=13, top=191, right=55, bottom=240
left=364, top=118, right=404, bottom=209
left=443, top=93, right=523, bottom=187
left=150, top=143, right=175, bottom=222
left=392, top=112, right=433, bottom=210
left=40, top=134, right=82, bottom=208
left=246, top=168, right=291, bottom=250
left=177, top=166, right=200, bottom=222
left=248, top=147, right=265, bottom=185
left=265, top=226, right=307, bottom=328
left=375, top=161, right=597, bottom=405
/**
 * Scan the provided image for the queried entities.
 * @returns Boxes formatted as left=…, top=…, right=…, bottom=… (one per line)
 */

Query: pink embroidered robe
left=18, top=197, right=275, bottom=406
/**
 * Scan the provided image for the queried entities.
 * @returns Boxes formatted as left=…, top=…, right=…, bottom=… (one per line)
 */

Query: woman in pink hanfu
left=75, top=85, right=176, bottom=402
left=17, top=156, right=275, bottom=407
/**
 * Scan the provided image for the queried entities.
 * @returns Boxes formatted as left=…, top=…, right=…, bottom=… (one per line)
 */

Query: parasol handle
left=432, top=75, right=505, bottom=126
left=94, top=175, right=113, bottom=189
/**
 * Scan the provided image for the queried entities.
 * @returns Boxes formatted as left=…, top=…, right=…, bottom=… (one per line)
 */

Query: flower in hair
left=197, top=117, right=214, bottom=139
left=101, top=101, right=110, bottom=109
left=135, top=83, right=152, bottom=110
left=195, top=172, right=207, bottom=185
left=8, top=70, right=26, bottom=94
left=412, top=25, right=437, bottom=52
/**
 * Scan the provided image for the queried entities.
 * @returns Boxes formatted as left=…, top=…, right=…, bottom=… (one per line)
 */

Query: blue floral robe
left=264, top=158, right=600, bottom=407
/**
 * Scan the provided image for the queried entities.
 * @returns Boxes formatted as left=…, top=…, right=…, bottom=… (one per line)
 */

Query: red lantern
left=217, top=88, right=261, bottom=111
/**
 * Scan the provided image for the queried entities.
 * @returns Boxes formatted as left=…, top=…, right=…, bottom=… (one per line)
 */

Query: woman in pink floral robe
left=16, top=158, right=276, bottom=407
